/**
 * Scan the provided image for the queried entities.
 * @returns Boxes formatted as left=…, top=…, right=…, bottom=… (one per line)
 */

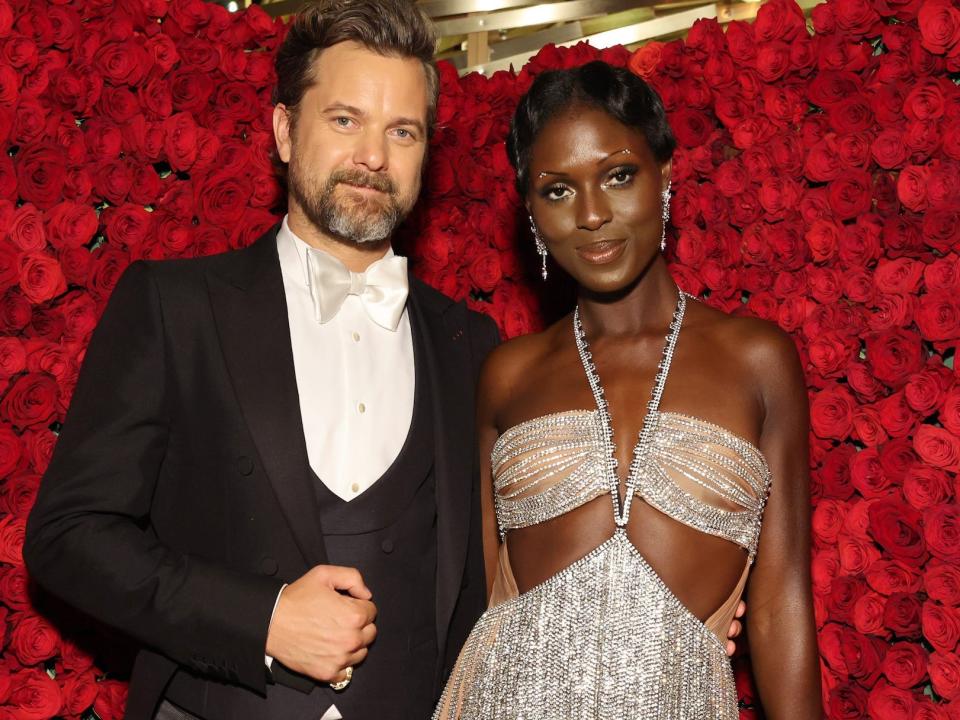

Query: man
left=25, top=2, right=495, bottom=718
left=25, top=2, right=744, bottom=718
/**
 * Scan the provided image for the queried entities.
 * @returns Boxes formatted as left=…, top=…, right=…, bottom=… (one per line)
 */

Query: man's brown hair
left=273, top=0, right=439, bottom=133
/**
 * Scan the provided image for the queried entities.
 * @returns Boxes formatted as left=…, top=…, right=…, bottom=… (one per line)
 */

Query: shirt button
left=351, top=482, right=360, bottom=493
left=352, top=332, right=360, bottom=342
left=358, top=402, right=366, bottom=414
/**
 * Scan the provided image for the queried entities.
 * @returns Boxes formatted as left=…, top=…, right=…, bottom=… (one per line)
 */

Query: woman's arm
left=746, top=325, right=822, bottom=718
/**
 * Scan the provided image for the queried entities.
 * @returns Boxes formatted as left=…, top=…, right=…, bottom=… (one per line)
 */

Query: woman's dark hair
left=507, top=61, right=676, bottom=195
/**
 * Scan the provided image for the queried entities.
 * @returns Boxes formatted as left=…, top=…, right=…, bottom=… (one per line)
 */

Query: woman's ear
left=661, top=159, right=673, bottom=190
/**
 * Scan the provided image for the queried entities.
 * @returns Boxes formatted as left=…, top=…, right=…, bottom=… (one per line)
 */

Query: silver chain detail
left=572, top=289, right=687, bottom=527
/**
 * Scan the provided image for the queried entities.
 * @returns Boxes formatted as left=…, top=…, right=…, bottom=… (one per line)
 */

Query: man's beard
left=288, top=161, right=414, bottom=245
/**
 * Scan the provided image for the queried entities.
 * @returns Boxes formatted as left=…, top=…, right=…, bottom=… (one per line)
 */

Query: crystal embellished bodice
left=434, top=291, right=772, bottom=720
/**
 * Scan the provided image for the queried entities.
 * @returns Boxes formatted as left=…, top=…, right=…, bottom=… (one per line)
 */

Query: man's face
left=273, top=41, right=429, bottom=245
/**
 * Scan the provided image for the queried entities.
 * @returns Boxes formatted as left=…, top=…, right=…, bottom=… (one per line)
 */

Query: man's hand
left=725, top=600, right=746, bottom=657
left=265, top=565, right=377, bottom=683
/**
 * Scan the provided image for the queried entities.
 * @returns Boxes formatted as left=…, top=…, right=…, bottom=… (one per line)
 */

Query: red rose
left=0, top=514, right=24, bottom=565
left=919, top=0, right=960, bottom=56
left=840, top=534, right=879, bottom=574
left=932, top=652, right=960, bottom=700
left=925, top=504, right=960, bottom=563
left=61, top=670, right=98, bottom=715
left=14, top=143, right=66, bottom=210
left=918, top=291, right=960, bottom=342
left=925, top=602, right=960, bottom=654
left=827, top=169, right=872, bottom=220
left=0, top=424, right=24, bottom=479
left=60, top=638, right=96, bottom=673
left=841, top=627, right=886, bottom=684
left=866, top=329, right=924, bottom=387
left=94, top=40, right=151, bottom=86
left=818, top=444, right=856, bottom=500
left=883, top=592, right=922, bottom=638
left=868, top=500, right=927, bottom=563
left=810, top=384, right=856, bottom=439
left=846, top=361, right=886, bottom=402
left=905, top=466, right=953, bottom=510
left=86, top=247, right=131, bottom=301
left=866, top=681, right=915, bottom=718
left=833, top=0, right=881, bottom=38
left=819, top=622, right=847, bottom=674
left=0, top=372, right=58, bottom=431
left=468, top=248, right=503, bottom=294
left=829, top=575, right=869, bottom=623
left=897, top=164, right=930, bottom=211
left=878, top=391, right=920, bottom=438
left=7, top=204, right=46, bottom=253
left=923, top=210, right=960, bottom=254
left=44, top=201, right=97, bottom=251
left=17, top=252, right=66, bottom=305
left=851, top=447, right=892, bottom=496
left=914, top=425, right=960, bottom=471
left=163, top=112, right=199, bottom=172
left=8, top=612, right=60, bottom=666
left=7, top=670, right=62, bottom=720
left=0, top=565, right=29, bottom=612
left=853, top=591, right=888, bottom=636
left=828, top=684, right=868, bottom=719
left=0, top=473, right=39, bottom=520
left=927, top=561, right=960, bottom=607
left=92, top=679, right=128, bottom=720
left=812, top=499, right=848, bottom=545
left=883, top=642, right=927, bottom=690
left=196, top=171, right=253, bottom=227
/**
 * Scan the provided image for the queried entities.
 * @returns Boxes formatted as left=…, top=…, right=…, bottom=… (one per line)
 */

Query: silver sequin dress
left=434, top=293, right=772, bottom=720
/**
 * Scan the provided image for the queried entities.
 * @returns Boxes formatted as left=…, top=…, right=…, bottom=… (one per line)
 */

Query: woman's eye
left=543, top=185, right=571, bottom=201
left=605, top=168, right=635, bottom=186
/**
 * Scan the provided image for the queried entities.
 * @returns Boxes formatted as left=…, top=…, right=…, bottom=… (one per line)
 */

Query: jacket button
left=380, top=539, right=394, bottom=554
left=260, top=557, right=279, bottom=575
left=237, top=456, right=254, bottom=476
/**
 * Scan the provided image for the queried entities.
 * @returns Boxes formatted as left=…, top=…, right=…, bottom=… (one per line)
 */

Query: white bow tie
left=305, top=248, right=409, bottom=331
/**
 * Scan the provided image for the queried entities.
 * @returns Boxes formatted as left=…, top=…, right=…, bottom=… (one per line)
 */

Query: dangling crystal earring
left=529, top=214, right=548, bottom=281
left=660, top=182, right=671, bottom=253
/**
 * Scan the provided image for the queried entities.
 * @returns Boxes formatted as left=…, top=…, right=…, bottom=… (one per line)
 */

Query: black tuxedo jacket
left=24, top=225, right=499, bottom=718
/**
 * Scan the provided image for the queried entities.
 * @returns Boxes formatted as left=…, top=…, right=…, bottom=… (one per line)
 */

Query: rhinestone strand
left=573, top=289, right=687, bottom=527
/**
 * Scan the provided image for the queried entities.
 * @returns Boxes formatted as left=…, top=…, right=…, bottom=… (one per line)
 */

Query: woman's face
left=526, top=105, right=671, bottom=295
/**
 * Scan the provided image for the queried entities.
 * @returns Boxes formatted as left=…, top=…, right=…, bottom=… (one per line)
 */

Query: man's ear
left=273, top=105, right=293, bottom=164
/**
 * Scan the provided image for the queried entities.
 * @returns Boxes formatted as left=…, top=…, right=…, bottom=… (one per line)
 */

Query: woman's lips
left=575, top=239, right=626, bottom=265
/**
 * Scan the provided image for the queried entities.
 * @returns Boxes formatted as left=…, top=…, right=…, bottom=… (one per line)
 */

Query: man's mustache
left=329, top=168, right=396, bottom=196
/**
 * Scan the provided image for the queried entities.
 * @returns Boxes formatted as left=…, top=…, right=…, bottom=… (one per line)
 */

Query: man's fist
left=265, top=565, right=377, bottom=682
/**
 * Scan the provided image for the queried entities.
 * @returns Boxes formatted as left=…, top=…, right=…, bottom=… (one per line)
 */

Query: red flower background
left=0, top=0, right=958, bottom=715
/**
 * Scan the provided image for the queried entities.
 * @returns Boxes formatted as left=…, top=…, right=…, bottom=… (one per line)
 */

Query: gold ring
left=329, top=666, right=353, bottom=691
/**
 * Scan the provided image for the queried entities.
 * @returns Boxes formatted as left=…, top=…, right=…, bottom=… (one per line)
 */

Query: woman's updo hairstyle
left=507, top=60, right=676, bottom=195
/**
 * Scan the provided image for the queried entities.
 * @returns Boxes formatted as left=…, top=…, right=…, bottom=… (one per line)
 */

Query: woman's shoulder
left=477, top=317, right=570, bottom=413
left=686, top=298, right=804, bottom=400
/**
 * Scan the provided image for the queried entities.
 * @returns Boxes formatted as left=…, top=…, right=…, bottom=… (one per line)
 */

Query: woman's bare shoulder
left=477, top=316, right=571, bottom=419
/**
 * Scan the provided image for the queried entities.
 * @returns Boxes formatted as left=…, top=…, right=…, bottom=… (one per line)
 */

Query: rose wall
left=0, top=0, right=957, bottom=716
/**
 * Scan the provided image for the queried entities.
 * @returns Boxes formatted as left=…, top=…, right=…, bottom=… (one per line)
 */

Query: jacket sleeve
left=24, top=261, right=284, bottom=695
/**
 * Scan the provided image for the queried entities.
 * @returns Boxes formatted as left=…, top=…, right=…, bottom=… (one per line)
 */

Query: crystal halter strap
left=572, top=288, right=688, bottom=528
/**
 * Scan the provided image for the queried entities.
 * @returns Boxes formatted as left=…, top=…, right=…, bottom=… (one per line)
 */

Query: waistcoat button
left=380, top=539, right=395, bottom=554
left=260, top=557, right=279, bottom=575
left=237, top=456, right=254, bottom=476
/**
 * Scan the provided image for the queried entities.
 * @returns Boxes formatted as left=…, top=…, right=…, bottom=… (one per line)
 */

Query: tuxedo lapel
left=206, top=228, right=327, bottom=568
left=408, top=279, right=475, bottom=657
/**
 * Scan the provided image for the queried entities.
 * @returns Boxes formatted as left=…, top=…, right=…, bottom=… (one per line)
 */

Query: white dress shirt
left=277, top=216, right=416, bottom=500
left=265, top=218, right=416, bottom=717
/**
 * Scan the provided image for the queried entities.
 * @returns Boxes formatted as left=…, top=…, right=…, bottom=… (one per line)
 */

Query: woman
left=435, top=61, right=821, bottom=718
